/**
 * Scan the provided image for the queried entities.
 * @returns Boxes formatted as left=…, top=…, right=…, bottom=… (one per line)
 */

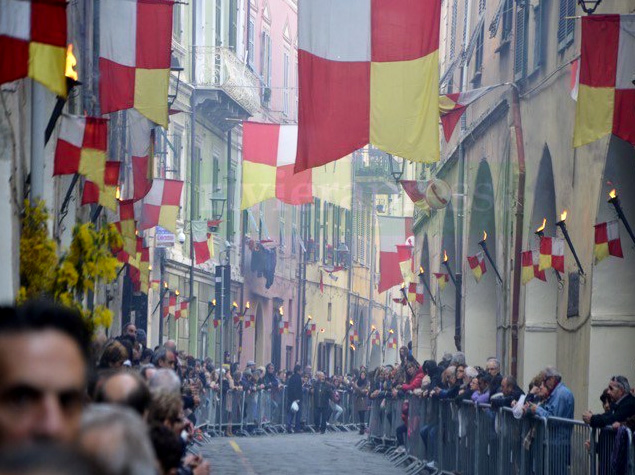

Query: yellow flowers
left=18, top=200, right=121, bottom=332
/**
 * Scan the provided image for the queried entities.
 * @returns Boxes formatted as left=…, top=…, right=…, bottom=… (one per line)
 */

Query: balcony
left=353, top=148, right=400, bottom=195
left=192, top=46, right=261, bottom=130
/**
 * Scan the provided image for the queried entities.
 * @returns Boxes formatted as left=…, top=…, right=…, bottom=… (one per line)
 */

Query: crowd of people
left=0, top=301, right=633, bottom=475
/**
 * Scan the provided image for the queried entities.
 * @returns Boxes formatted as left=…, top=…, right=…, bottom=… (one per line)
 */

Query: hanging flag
left=521, top=251, right=535, bottom=285
left=574, top=15, right=635, bottom=147
left=192, top=220, right=213, bottom=265
left=113, top=200, right=137, bottom=256
left=213, top=318, right=220, bottom=328
left=139, top=179, right=183, bottom=233
left=408, top=282, right=424, bottom=304
left=175, top=300, right=188, bottom=320
left=128, top=110, right=154, bottom=201
left=594, top=220, right=624, bottom=262
left=434, top=272, right=449, bottom=291
left=279, top=321, right=290, bottom=335
left=439, top=85, right=499, bottom=141
left=54, top=115, right=108, bottom=188
left=533, top=249, right=547, bottom=282
left=82, top=161, right=121, bottom=212
left=467, top=253, right=487, bottom=283
left=400, top=180, right=431, bottom=215
left=163, top=292, right=176, bottom=318
left=151, top=279, right=160, bottom=292
left=295, top=0, right=441, bottom=173
left=244, top=314, right=255, bottom=328
left=319, top=271, right=324, bottom=294
left=387, top=336, right=397, bottom=349
left=378, top=216, right=414, bottom=293
left=371, top=332, right=380, bottom=346
left=570, top=58, right=580, bottom=101
left=241, top=122, right=312, bottom=210
left=0, top=0, right=68, bottom=96
left=349, top=331, right=359, bottom=343
left=397, top=243, right=415, bottom=283
left=393, top=296, right=407, bottom=306
left=306, top=323, right=316, bottom=336
left=99, top=0, right=173, bottom=127
left=539, top=236, right=565, bottom=273
left=233, top=314, right=243, bottom=325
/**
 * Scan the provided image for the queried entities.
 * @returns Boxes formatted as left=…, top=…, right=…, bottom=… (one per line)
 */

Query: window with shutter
left=532, top=1, right=544, bottom=73
left=474, top=24, right=484, bottom=84
left=314, top=199, right=321, bottom=262
left=557, top=0, right=575, bottom=52
left=514, top=2, right=527, bottom=81
left=450, top=0, right=458, bottom=60
left=229, top=0, right=238, bottom=51
left=502, top=0, right=513, bottom=41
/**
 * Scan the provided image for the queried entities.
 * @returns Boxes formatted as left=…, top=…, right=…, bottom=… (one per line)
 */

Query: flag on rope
left=0, top=0, right=68, bottom=96
left=434, top=272, right=449, bottom=291
left=594, top=220, right=623, bottom=262
left=192, top=220, right=214, bottom=265
left=120, top=237, right=149, bottom=293
left=378, top=216, right=414, bottom=293
left=54, top=115, right=108, bottom=188
left=279, top=321, right=290, bottom=335
left=467, top=252, right=487, bottom=283
left=128, top=110, right=154, bottom=202
left=371, top=332, right=380, bottom=346
left=306, top=323, right=316, bottom=336
left=295, top=0, right=441, bottom=173
left=393, top=296, right=407, bottom=306
left=113, top=199, right=137, bottom=256
left=539, top=236, right=565, bottom=273
left=175, top=300, right=188, bottom=320
left=82, top=161, right=121, bottom=212
left=574, top=15, right=635, bottom=147
left=400, top=180, right=431, bottom=215
left=244, top=314, right=255, bottom=329
left=99, top=0, right=174, bottom=127
left=439, top=86, right=498, bottom=142
left=139, top=179, right=183, bottom=233
left=408, top=282, right=424, bottom=304
left=387, top=336, right=397, bottom=349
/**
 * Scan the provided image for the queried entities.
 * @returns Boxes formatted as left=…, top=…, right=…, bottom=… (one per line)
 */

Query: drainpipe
left=510, top=86, right=526, bottom=379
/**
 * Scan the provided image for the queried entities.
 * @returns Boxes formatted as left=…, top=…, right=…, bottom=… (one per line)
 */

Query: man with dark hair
left=491, top=375, right=525, bottom=409
left=122, top=322, right=137, bottom=343
left=583, top=376, right=635, bottom=428
left=94, top=370, right=152, bottom=418
left=286, top=364, right=303, bottom=433
left=152, top=347, right=177, bottom=370
left=0, top=302, right=90, bottom=447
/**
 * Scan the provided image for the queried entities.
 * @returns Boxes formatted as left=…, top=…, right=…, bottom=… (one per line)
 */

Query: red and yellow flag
left=434, top=272, right=449, bottom=291
left=594, top=220, right=623, bottom=262
left=539, top=237, right=565, bottom=273
left=467, top=253, right=487, bottom=283
left=574, top=15, right=635, bottom=147
left=82, top=161, right=121, bottom=212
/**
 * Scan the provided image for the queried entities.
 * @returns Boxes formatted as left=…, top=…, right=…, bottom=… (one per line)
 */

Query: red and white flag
left=306, top=323, right=316, bottom=336
left=244, top=315, right=255, bottom=329
left=82, top=161, right=121, bottom=212
left=594, top=220, right=623, bottom=262
left=279, top=321, right=290, bottom=335
left=467, top=252, right=487, bottom=283
left=408, top=282, right=424, bottom=304
left=192, top=220, right=214, bottom=265
left=99, top=0, right=173, bottom=127
left=439, top=86, right=498, bottom=141
left=175, top=300, right=188, bottom=320
left=434, top=272, right=449, bottom=291
left=378, top=216, right=413, bottom=293
left=139, top=179, right=183, bottom=233
left=539, top=236, right=565, bottom=273
left=163, top=292, right=176, bottom=318
left=128, top=110, right=154, bottom=202
left=570, top=58, right=580, bottom=101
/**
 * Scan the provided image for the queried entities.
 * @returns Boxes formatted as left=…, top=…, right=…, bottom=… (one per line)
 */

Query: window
left=450, top=0, right=458, bottom=60
left=261, top=31, right=272, bottom=87
left=215, top=1, right=222, bottom=47
left=279, top=203, right=286, bottom=250
left=212, top=154, right=220, bottom=195
left=514, top=1, right=528, bottom=81
left=474, top=23, right=484, bottom=82
left=313, top=198, right=321, bottom=261
left=557, top=0, right=575, bottom=52
left=248, top=18, right=255, bottom=68
left=170, top=129, right=182, bottom=177
left=532, top=1, right=544, bottom=73
left=173, top=4, right=182, bottom=43
left=192, top=146, right=201, bottom=220
left=291, top=205, right=297, bottom=254
left=502, top=0, right=513, bottom=41
left=327, top=302, right=332, bottom=322
left=283, top=51, right=290, bottom=115
left=229, top=0, right=238, bottom=51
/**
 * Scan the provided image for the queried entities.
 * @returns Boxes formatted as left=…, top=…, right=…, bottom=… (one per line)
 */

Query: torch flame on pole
left=609, top=189, right=617, bottom=199
left=371, top=325, right=376, bottom=331
left=401, top=282, right=406, bottom=289
left=350, top=343, right=356, bottom=351
left=560, top=210, right=568, bottom=222
left=115, top=186, right=121, bottom=200
left=443, top=250, right=448, bottom=262
left=419, top=266, right=424, bottom=275
left=536, top=218, right=546, bottom=233
left=65, top=44, right=78, bottom=80
left=483, top=230, right=487, bottom=241
left=389, top=329, right=394, bottom=334
left=245, top=301, right=250, bottom=310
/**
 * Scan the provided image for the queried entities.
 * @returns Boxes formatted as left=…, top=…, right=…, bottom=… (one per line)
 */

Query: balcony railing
left=193, top=46, right=261, bottom=115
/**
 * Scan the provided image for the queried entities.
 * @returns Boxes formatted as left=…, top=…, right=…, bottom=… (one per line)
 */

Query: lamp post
left=578, top=0, right=602, bottom=14
left=555, top=210, right=585, bottom=275
left=387, top=154, right=405, bottom=183
left=608, top=189, right=635, bottom=245
left=478, top=231, right=503, bottom=283
left=442, top=250, right=457, bottom=286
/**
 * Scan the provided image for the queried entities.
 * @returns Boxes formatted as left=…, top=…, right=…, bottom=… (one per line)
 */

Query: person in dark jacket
left=583, top=376, right=635, bottom=428
left=353, top=370, right=370, bottom=434
left=286, top=365, right=303, bottom=433
left=491, top=375, right=525, bottom=409
left=311, top=372, right=332, bottom=434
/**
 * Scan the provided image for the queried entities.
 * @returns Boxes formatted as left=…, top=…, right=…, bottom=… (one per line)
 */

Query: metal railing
left=360, top=396, right=635, bottom=475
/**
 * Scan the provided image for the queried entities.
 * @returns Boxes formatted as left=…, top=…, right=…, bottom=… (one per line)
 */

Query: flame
left=419, top=266, right=424, bottom=275
left=443, top=250, right=448, bottom=262
left=175, top=289, right=180, bottom=296
left=349, top=319, right=354, bottom=326
left=401, top=282, right=406, bottom=289
left=65, top=44, right=78, bottom=80
left=163, top=281, right=168, bottom=289
left=115, top=186, right=121, bottom=200
left=371, top=325, right=376, bottom=331
left=307, top=315, right=312, bottom=321
left=609, top=189, right=617, bottom=199
left=350, top=344, right=356, bottom=351
left=278, top=306, right=284, bottom=315
left=560, top=210, right=567, bottom=222
left=212, top=299, right=217, bottom=306
left=148, top=265, right=152, bottom=271
left=232, top=301, right=238, bottom=309
left=389, top=328, right=394, bottom=334
left=536, top=218, right=546, bottom=233
left=483, top=231, right=487, bottom=241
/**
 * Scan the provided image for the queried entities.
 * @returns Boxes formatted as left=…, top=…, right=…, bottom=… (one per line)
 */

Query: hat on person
left=246, top=360, right=256, bottom=367
left=243, top=369, right=252, bottom=376
left=136, top=329, right=147, bottom=344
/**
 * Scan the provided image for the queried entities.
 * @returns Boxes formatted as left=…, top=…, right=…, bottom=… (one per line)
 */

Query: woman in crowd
left=353, top=369, right=370, bottom=434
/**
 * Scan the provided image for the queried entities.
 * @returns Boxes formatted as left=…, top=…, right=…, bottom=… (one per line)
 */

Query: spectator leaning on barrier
left=525, top=366, right=574, bottom=419
left=583, top=376, right=635, bottom=429
left=491, top=375, right=525, bottom=409
left=486, top=357, right=503, bottom=396
left=0, top=302, right=90, bottom=448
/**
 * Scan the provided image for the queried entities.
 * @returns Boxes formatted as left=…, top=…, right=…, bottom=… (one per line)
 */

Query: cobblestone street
left=197, top=432, right=403, bottom=475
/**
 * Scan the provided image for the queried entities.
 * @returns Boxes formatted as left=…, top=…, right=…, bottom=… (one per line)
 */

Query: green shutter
left=514, top=2, right=527, bottom=81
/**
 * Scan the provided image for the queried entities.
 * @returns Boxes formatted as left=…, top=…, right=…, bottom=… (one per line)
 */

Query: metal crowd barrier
left=361, top=395, right=635, bottom=475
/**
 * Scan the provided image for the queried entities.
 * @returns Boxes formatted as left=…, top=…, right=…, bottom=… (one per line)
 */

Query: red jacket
left=401, top=368, right=425, bottom=391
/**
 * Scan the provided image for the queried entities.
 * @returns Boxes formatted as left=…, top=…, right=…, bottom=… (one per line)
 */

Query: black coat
left=287, top=373, right=303, bottom=403
left=312, top=381, right=332, bottom=409
left=590, top=393, right=635, bottom=428
left=490, top=386, right=525, bottom=409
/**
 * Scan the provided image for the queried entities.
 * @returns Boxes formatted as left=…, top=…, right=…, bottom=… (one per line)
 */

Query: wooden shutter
left=514, top=1, right=527, bottom=81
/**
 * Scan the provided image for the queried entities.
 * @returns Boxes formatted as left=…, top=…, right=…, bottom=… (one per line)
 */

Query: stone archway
left=465, top=161, right=498, bottom=366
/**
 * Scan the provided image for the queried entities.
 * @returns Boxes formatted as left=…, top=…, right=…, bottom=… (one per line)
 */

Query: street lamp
left=578, top=0, right=602, bottom=14
left=387, top=154, right=405, bottom=183
left=210, top=195, right=227, bottom=222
